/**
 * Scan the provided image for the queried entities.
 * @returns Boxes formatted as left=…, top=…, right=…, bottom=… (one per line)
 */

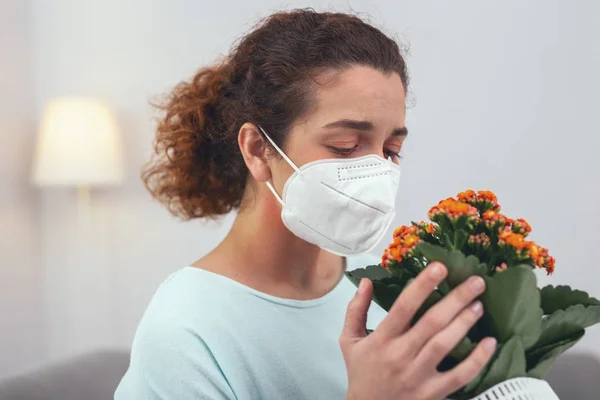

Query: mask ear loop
left=258, top=126, right=302, bottom=173
left=258, top=125, right=303, bottom=207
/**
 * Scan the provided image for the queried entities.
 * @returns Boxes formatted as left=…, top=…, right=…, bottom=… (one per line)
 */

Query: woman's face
left=270, top=65, right=407, bottom=191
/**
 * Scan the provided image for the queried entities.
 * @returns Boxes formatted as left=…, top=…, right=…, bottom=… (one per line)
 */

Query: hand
left=340, top=262, right=497, bottom=400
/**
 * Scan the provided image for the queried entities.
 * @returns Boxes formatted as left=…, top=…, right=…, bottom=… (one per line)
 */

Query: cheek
left=280, top=128, right=328, bottom=169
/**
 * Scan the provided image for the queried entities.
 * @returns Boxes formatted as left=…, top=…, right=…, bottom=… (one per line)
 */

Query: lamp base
left=76, top=185, right=92, bottom=226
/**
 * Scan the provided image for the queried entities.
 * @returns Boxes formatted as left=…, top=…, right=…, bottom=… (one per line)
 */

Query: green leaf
left=480, top=265, right=543, bottom=350
left=475, top=336, right=527, bottom=394
left=345, top=265, right=391, bottom=284
left=525, top=302, right=600, bottom=377
left=371, top=281, right=404, bottom=311
left=417, top=242, right=487, bottom=289
left=540, top=285, right=600, bottom=315
left=416, top=241, right=449, bottom=261
left=527, top=329, right=584, bottom=378
left=533, top=304, right=600, bottom=348
left=454, top=229, right=469, bottom=251
left=345, top=265, right=408, bottom=311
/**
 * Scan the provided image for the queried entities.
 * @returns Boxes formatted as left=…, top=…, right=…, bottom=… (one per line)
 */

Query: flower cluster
left=528, top=243, right=556, bottom=275
left=512, top=218, right=532, bottom=236
left=428, top=198, right=480, bottom=223
left=382, top=222, right=435, bottom=269
left=457, top=189, right=501, bottom=212
left=482, top=210, right=513, bottom=231
left=468, top=233, right=491, bottom=250
left=382, top=190, right=555, bottom=275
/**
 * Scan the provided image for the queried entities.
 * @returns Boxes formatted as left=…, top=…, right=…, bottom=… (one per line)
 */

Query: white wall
left=0, top=0, right=44, bottom=378
left=25, top=0, right=600, bottom=369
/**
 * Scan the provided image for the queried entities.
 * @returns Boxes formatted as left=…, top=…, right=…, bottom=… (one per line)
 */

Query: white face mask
left=259, top=126, right=401, bottom=256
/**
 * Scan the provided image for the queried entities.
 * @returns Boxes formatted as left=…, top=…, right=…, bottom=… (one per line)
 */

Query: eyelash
left=327, top=146, right=402, bottom=159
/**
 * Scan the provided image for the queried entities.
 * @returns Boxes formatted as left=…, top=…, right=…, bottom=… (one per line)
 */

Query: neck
left=204, top=195, right=345, bottom=300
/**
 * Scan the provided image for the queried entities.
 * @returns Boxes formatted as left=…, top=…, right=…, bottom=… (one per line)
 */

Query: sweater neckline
left=181, top=263, right=349, bottom=309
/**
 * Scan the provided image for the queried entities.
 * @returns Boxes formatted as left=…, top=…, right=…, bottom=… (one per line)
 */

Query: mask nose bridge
left=336, top=162, right=392, bottom=182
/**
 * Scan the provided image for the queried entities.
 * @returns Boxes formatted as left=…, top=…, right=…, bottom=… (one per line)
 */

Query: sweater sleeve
left=114, top=318, right=235, bottom=400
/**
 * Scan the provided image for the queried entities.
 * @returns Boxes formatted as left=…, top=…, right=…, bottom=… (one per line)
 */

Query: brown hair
left=143, top=9, right=409, bottom=219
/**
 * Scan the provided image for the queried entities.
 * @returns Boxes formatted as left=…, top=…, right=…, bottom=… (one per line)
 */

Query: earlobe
left=238, top=122, right=272, bottom=183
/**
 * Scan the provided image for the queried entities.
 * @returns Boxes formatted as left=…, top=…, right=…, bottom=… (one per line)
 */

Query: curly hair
left=142, top=9, right=409, bottom=219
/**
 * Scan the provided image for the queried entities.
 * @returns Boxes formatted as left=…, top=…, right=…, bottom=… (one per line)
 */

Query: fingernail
left=471, top=301, right=483, bottom=315
left=469, top=276, right=485, bottom=293
left=482, top=337, right=497, bottom=354
left=358, top=278, right=367, bottom=295
left=431, top=263, right=446, bottom=278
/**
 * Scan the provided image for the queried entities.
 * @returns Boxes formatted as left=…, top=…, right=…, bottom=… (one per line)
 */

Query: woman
left=115, top=9, right=496, bottom=400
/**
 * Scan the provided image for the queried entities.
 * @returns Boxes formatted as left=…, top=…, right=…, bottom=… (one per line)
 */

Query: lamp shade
left=32, top=97, right=124, bottom=186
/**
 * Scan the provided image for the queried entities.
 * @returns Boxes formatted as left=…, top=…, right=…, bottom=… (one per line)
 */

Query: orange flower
left=458, top=189, right=501, bottom=212
left=426, top=223, right=436, bottom=234
left=499, top=229, right=512, bottom=241
left=384, top=223, right=427, bottom=268
left=545, top=257, right=556, bottom=275
left=404, top=235, right=420, bottom=247
left=457, top=190, right=476, bottom=202
left=393, top=225, right=417, bottom=238
left=477, top=190, right=497, bottom=203
left=382, top=248, right=392, bottom=269
left=512, top=218, right=532, bottom=236
left=390, top=246, right=403, bottom=262
left=505, top=233, right=527, bottom=249
left=528, top=242, right=540, bottom=260
left=482, top=210, right=497, bottom=220
left=428, top=198, right=479, bottom=221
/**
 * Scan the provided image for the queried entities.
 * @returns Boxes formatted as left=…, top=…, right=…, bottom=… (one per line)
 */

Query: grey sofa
left=0, top=350, right=129, bottom=400
left=0, top=349, right=599, bottom=399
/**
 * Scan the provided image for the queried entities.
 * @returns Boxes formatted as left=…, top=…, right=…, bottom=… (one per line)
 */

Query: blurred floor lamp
left=31, top=97, right=124, bottom=350
left=31, top=97, right=124, bottom=217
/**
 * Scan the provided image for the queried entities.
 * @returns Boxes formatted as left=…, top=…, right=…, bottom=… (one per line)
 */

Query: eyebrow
left=323, top=119, right=408, bottom=136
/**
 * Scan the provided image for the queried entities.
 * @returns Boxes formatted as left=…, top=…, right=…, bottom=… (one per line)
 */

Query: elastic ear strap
left=265, top=181, right=285, bottom=206
left=258, top=125, right=301, bottom=173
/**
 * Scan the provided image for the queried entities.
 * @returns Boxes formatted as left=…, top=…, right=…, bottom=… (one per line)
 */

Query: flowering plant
left=346, top=190, right=600, bottom=399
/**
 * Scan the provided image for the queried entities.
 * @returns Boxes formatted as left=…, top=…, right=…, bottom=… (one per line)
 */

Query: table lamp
left=31, top=97, right=124, bottom=211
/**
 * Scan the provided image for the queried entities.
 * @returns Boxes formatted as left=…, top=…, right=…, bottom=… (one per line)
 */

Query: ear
left=238, top=122, right=272, bottom=182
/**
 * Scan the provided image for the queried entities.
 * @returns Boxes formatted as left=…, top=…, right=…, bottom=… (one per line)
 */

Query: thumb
left=340, top=278, right=373, bottom=347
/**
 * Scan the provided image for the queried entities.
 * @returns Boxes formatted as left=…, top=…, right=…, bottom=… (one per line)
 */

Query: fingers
left=340, top=278, right=373, bottom=351
left=376, top=262, right=447, bottom=340
left=411, top=300, right=484, bottom=373
left=406, top=275, right=486, bottom=349
left=432, top=337, right=497, bottom=398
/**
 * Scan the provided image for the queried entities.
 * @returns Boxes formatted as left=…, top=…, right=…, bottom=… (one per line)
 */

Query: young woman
left=115, top=9, right=496, bottom=400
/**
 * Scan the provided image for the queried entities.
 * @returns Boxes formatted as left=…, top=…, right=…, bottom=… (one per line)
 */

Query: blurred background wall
left=0, top=0, right=43, bottom=378
left=0, top=0, right=598, bottom=379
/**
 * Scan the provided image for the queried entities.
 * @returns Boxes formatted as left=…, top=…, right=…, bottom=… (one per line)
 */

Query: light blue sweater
left=115, top=253, right=387, bottom=399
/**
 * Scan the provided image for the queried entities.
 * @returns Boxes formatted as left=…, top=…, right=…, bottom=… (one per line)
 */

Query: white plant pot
left=468, top=377, right=559, bottom=400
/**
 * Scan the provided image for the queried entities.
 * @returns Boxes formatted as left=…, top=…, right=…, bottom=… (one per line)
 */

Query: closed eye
left=384, top=149, right=403, bottom=160
left=327, top=145, right=357, bottom=157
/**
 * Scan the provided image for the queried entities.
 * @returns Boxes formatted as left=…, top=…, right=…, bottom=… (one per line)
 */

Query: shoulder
left=131, top=267, right=248, bottom=349
left=115, top=268, right=237, bottom=399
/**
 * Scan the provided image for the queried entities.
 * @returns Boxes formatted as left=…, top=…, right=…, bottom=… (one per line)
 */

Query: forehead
left=307, top=65, right=406, bottom=128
